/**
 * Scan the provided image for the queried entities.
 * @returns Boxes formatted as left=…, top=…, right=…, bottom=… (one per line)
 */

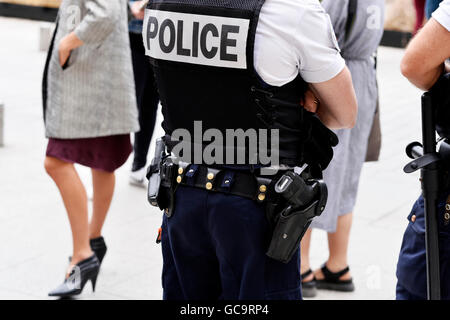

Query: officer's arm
left=310, top=67, right=358, bottom=129
left=74, top=0, right=120, bottom=45
left=401, top=18, right=450, bottom=91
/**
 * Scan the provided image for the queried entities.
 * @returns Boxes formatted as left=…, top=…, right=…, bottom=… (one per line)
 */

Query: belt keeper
left=205, top=168, right=220, bottom=190
left=221, top=171, right=235, bottom=189
left=185, top=164, right=199, bottom=186
left=176, top=162, right=190, bottom=184
left=256, top=177, right=272, bottom=203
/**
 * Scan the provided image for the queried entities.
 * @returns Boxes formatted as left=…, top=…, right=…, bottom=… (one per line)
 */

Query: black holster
left=147, top=139, right=177, bottom=217
left=266, top=172, right=327, bottom=264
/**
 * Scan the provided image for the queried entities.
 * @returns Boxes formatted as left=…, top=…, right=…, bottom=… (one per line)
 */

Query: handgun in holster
left=147, top=138, right=177, bottom=217
left=266, top=171, right=328, bottom=264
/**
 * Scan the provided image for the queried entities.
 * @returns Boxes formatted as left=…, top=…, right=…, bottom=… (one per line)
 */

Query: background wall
left=385, top=0, right=416, bottom=32
left=0, top=0, right=421, bottom=43
left=0, top=0, right=60, bottom=8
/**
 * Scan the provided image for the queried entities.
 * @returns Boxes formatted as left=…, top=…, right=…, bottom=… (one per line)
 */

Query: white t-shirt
left=254, top=0, right=345, bottom=86
left=432, top=0, right=450, bottom=31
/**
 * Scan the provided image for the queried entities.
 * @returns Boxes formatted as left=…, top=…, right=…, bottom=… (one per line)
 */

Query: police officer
left=144, top=0, right=357, bottom=300
left=397, top=0, right=450, bottom=300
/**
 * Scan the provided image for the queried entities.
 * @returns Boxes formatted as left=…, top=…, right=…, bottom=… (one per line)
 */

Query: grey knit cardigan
left=43, top=0, right=139, bottom=139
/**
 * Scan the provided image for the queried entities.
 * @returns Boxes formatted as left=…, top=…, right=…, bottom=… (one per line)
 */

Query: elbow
left=95, top=8, right=118, bottom=33
left=401, top=54, right=431, bottom=90
left=91, top=1, right=120, bottom=32
left=401, top=55, right=419, bottom=81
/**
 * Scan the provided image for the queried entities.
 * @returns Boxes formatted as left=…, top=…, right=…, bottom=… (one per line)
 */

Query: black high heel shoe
left=49, top=254, right=100, bottom=298
left=90, top=236, right=107, bottom=264
left=68, top=236, right=107, bottom=265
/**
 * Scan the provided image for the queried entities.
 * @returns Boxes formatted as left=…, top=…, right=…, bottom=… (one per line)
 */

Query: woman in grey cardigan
left=300, top=0, right=385, bottom=297
left=43, top=0, right=139, bottom=297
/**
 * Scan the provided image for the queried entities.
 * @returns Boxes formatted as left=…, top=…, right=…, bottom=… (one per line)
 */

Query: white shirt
left=254, top=0, right=345, bottom=86
left=432, top=0, right=450, bottom=31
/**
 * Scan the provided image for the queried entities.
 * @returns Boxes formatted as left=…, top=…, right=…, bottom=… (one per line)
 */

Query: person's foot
left=129, top=167, right=147, bottom=188
left=314, top=262, right=355, bottom=292
left=301, top=269, right=317, bottom=298
left=89, top=236, right=107, bottom=265
left=314, top=262, right=352, bottom=281
left=49, top=254, right=100, bottom=298
left=69, top=238, right=107, bottom=265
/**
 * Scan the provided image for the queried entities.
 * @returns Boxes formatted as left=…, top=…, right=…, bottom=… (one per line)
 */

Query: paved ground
left=0, top=17, right=425, bottom=300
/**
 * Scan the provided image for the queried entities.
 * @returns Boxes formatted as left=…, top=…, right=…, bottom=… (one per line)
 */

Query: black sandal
left=301, top=269, right=317, bottom=298
left=316, top=264, right=355, bottom=292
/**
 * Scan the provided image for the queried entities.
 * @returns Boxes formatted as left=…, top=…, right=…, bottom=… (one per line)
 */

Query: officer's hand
left=301, top=89, right=320, bottom=113
left=131, top=1, right=146, bottom=20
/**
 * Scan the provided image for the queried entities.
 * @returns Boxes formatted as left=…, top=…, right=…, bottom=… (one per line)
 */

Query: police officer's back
left=144, top=0, right=357, bottom=300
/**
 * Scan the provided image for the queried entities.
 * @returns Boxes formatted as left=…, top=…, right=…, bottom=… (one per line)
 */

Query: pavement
left=0, top=17, right=425, bottom=300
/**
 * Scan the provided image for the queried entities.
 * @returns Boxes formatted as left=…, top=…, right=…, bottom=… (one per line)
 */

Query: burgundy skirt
left=46, top=134, right=132, bottom=173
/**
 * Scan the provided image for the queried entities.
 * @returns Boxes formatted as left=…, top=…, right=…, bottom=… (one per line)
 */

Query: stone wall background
left=0, top=0, right=60, bottom=8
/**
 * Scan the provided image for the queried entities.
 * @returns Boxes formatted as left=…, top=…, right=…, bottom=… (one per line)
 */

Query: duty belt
left=170, top=161, right=277, bottom=203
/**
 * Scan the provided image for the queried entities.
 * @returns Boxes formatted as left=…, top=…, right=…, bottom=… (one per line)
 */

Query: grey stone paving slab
left=0, top=17, right=428, bottom=300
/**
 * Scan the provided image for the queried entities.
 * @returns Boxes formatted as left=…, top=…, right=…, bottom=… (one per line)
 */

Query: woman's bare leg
left=44, top=156, right=93, bottom=266
left=300, top=228, right=314, bottom=282
left=89, top=169, right=116, bottom=239
left=315, top=213, right=353, bottom=281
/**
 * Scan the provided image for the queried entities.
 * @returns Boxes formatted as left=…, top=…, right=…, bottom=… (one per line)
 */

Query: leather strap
left=321, top=264, right=352, bottom=283
left=301, top=269, right=313, bottom=279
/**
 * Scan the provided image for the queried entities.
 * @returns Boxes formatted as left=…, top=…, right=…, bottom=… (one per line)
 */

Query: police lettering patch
left=143, top=10, right=249, bottom=69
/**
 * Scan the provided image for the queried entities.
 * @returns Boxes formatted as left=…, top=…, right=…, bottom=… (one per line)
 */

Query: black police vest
left=144, top=0, right=309, bottom=167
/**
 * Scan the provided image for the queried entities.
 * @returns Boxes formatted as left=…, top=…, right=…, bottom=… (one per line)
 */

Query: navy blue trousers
left=161, top=185, right=302, bottom=300
left=396, top=194, right=450, bottom=300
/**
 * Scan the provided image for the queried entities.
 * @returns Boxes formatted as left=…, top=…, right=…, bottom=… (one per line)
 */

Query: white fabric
left=433, top=0, right=450, bottom=32
left=254, top=0, right=346, bottom=86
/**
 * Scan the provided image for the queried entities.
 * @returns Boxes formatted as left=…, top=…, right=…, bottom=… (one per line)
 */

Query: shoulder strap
left=345, top=0, right=357, bottom=41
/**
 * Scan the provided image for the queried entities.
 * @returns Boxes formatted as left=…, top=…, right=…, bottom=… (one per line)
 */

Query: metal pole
left=0, top=102, right=4, bottom=147
left=421, top=92, right=441, bottom=300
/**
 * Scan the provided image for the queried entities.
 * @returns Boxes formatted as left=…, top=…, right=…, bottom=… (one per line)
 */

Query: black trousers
left=129, top=32, right=159, bottom=171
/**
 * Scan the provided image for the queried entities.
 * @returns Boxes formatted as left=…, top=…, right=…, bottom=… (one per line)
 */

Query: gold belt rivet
left=258, top=193, right=266, bottom=201
left=176, top=176, right=182, bottom=184
left=259, top=185, right=267, bottom=193
left=207, top=173, right=215, bottom=180
left=178, top=168, right=184, bottom=175
left=206, top=182, right=213, bottom=190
